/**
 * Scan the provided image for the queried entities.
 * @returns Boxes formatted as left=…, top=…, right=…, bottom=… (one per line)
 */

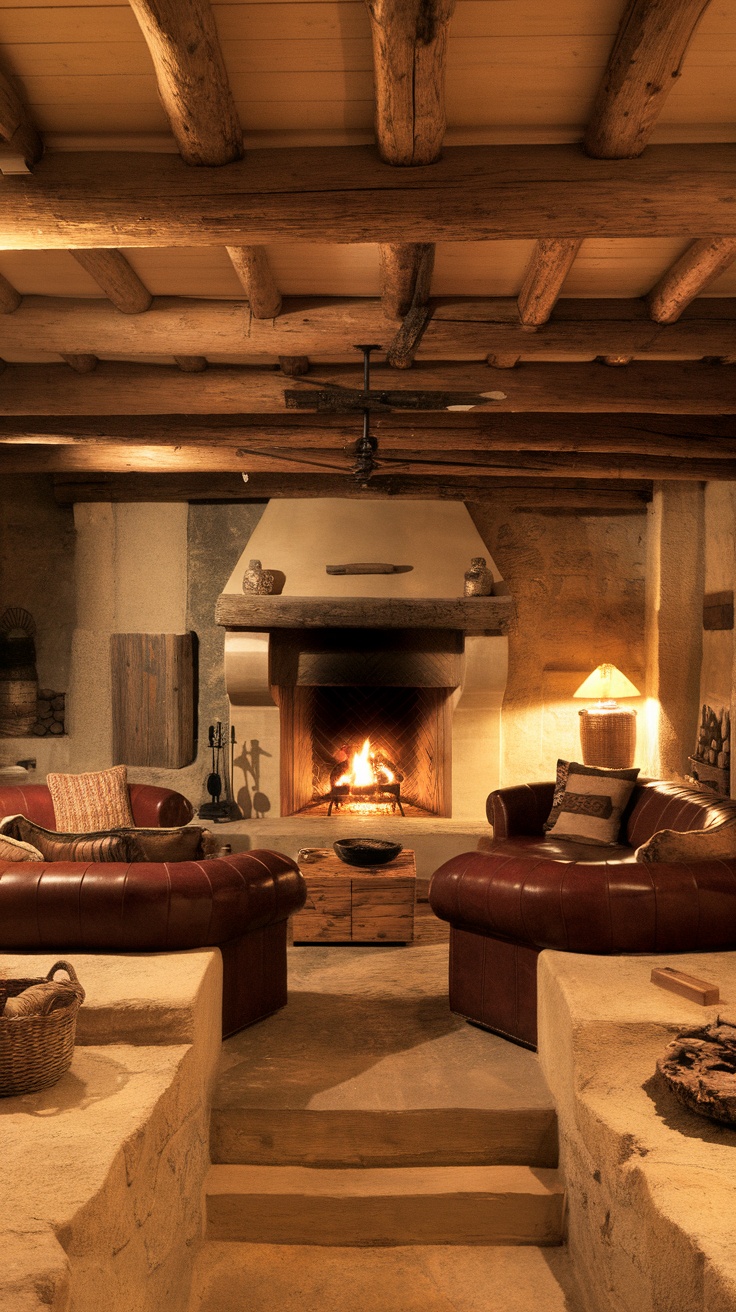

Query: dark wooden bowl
left=333, top=838, right=403, bottom=867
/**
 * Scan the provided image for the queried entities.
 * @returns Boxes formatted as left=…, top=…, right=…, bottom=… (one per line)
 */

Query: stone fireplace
left=218, top=500, right=509, bottom=824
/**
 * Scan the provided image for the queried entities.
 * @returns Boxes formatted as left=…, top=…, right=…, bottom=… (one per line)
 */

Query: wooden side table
left=293, top=848, right=416, bottom=944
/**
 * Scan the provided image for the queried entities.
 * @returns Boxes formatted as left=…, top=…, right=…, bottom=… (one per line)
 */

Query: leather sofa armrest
left=128, top=784, right=194, bottom=828
left=486, top=782, right=555, bottom=837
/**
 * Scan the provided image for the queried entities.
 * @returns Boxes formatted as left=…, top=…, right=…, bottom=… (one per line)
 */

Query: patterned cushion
left=0, top=832, right=44, bottom=862
left=546, top=762, right=639, bottom=846
left=1, top=815, right=130, bottom=863
left=636, top=824, right=736, bottom=863
left=121, top=825, right=209, bottom=862
left=545, top=760, right=639, bottom=833
left=47, top=765, right=135, bottom=832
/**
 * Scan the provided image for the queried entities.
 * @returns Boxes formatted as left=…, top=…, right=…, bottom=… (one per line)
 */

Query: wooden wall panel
left=111, top=631, right=195, bottom=769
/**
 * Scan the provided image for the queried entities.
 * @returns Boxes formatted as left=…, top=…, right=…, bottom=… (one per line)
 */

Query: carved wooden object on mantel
left=657, top=1020, right=736, bottom=1125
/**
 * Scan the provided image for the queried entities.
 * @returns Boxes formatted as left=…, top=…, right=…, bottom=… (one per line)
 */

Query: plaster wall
left=468, top=502, right=646, bottom=785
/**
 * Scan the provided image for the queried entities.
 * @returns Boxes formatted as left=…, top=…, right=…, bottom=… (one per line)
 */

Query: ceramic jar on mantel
left=463, top=557, right=494, bottom=597
left=242, top=559, right=276, bottom=595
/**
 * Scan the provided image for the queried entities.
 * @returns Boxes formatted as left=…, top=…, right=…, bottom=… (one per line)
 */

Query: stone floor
left=190, top=944, right=581, bottom=1312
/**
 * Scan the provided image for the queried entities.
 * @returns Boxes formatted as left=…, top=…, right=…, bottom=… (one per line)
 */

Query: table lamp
left=573, top=663, right=640, bottom=768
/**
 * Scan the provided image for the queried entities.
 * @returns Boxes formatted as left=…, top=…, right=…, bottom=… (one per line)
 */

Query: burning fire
left=335, top=738, right=395, bottom=790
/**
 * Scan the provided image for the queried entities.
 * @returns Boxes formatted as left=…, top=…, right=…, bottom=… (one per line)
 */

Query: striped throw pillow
left=47, top=765, right=134, bottom=833
left=547, top=763, right=638, bottom=846
left=3, top=815, right=130, bottom=863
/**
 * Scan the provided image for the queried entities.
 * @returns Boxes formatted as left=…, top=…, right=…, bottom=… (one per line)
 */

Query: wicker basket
left=0, top=960, right=85, bottom=1097
left=578, top=707, right=637, bottom=769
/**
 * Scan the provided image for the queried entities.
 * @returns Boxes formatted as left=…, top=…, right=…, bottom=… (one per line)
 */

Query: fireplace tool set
left=198, top=721, right=240, bottom=821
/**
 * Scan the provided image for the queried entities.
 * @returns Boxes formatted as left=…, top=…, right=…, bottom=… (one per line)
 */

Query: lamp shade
left=573, top=663, right=640, bottom=701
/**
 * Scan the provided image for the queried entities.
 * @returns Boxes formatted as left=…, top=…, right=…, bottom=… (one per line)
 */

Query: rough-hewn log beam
left=0, top=272, right=21, bottom=314
left=2, top=414, right=735, bottom=462
left=128, top=0, right=242, bottom=166
left=226, top=247, right=281, bottom=318
left=647, top=238, right=736, bottom=324
left=61, top=354, right=98, bottom=374
left=1, top=361, right=735, bottom=417
left=379, top=243, right=434, bottom=321
left=51, top=473, right=653, bottom=509
left=517, top=239, right=582, bottom=326
left=3, top=146, right=736, bottom=246
left=584, top=0, right=713, bottom=159
left=2, top=441, right=731, bottom=481
left=70, top=250, right=152, bottom=314
left=364, top=0, right=456, bottom=165
left=0, top=70, right=42, bottom=171
left=2, top=297, right=736, bottom=361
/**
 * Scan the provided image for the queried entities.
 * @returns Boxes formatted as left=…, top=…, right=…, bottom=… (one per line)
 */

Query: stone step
left=205, top=1164, right=565, bottom=1246
left=211, top=1105, right=558, bottom=1168
left=188, top=1241, right=580, bottom=1312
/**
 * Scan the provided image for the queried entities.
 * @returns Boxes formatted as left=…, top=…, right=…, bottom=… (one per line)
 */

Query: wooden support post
left=128, top=0, right=243, bottom=166
left=379, top=243, right=434, bottom=321
left=279, top=357, right=310, bottom=376
left=584, top=0, right=713, bottom=159
left=70, top=250, right=152, bottom=314
left=518, top=240, right=582, bottom=326
left=487, top=355, right=520, bottom=369
left=226, top=247, right=282, bottom=318
left=647, top=238, right=736, bottom=323
left=61, top=355, right=99, bottom=374
left=364, top=0, right=457, bottom=165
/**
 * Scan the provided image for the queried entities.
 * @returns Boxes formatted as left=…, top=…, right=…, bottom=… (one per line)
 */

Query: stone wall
left=468, top=502, right=646, bottom=785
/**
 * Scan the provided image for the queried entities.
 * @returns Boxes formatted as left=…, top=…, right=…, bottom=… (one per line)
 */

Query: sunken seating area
left=429, top=780, right=736, bottom=1049
left=0, top=783, right=306, bottom=1037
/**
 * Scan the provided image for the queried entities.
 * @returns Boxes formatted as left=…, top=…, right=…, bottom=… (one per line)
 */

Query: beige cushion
left=544, top=760, right=639, bottom=833
left=2, top=815, right=131, bottom=863
left=47, top=765, right=135, bottom=832
left=0, top=831, right=43, bottom=862
left=547, top=763, right=638, bottom=846
left=636, top=824, right=736, bottom=863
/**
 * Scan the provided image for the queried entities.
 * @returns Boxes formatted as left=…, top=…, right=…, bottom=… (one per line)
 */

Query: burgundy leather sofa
left=429, top=779, right=736, bottom=1049
left=0, top=782, right=306, bottom=1037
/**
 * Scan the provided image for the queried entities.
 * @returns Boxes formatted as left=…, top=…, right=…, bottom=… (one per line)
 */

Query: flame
left=336, top=738, right=395, bottom=789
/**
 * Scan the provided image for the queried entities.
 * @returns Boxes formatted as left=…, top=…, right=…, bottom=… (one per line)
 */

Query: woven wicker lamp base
left=579, top=707, right=637, bottom=769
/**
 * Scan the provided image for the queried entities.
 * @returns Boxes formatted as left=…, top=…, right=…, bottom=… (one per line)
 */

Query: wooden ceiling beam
left=51, top=473, right=653, bottom=510
left=128, top=0, right=242, bottom=166
left=1, top=361, right=735, bottom=416
left=517, top=239, right=582, bottom=326
left=0, top=70, right=42, bottom=172
left=0, top=273, right=21, bottom=314
left=584, top=0, right=713, bottom=159
left=647, top=238, right=736, bottom=323
left=70, top=250, right=152, bottom=314
left=3, top=442, right=730, bottom=481
left=2, top=297, right=735, bottom=360
left=379, top=244, right=434, bottom=321
left=225, top=247, right=281, bottom=318
left=4, top=145, right=736, bottom=245
left=365, top=0, right=456, bottom=166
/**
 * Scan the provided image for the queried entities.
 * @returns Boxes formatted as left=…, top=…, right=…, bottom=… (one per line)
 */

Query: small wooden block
left=651, top=967, right=720, bottom=1006
left=326, top=563, right=397, bottom=575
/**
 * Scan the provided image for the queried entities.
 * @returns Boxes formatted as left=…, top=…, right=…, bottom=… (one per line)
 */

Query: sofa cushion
left=545, top=760, right=639, bottom=835
left=626, top=781, right=736, bottom=848
left=1, top=815, right=131, bottom=863
left=121, top=825, right=213, bottom=862
left=0, top=832, right=43, bottom=862
left=546, top=762, right=638, bottom=846
left=47, top=765, right=135, bottom=832
left=489, top=833, right=639, bottom=865
left=636, top=824, right=736, bottom=863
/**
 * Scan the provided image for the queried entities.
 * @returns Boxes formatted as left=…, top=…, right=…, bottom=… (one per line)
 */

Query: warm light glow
left=573, top=663, right=640, bottom=704
left=336, top=738, right=395, bottom=790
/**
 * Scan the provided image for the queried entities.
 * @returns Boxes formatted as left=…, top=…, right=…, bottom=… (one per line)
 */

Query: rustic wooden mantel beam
left=70, top=250, right=153, bottom=314
left=0, top=361, right=735, bottom=416
left=1, top=296, right=735, bottom=359
left=3, top=145, right=736, bottom=245
left=647, top=238, right=736, bottom=323
left=128, top=0, right=242, bottom=166
left=584, top=0, right=713, bottom=159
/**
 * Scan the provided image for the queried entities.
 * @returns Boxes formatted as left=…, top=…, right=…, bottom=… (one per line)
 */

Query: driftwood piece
left=657, top=1020, right=736, bottom=1125
left=651, top=966, right=719, bottom=1005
